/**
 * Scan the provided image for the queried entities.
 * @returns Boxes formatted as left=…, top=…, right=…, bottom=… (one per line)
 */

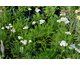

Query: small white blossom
left=28, top=40, right=32, bottom=43
left=1, top=27, right=4, bottom=29
left=64, top=20, right=69, bottom=24
left=11, top=28, right=16, bottom=32
left=28, top=8, right=32, bottom=10
left=78, top=44, right=80, bottom=46
left=23, top=26, right=28, bottom=29
left=57, top=20, right=61, bottom=23
left=61, top=17, right=68, bottom=21
left=32, top=21, right=36, bottom=25
left=40, top=19, right=45, bottom=24
left=61, top=17, right=69, bottom=24
left=60, top=40, right=68, bottom=47
left=18, top=36, right=23, bottom=39
left=60, top=13, right=66, bottom=16
left=69, top=44, right=76, bottom=49
left=35, top=8, right=40, bottom=13
left=9, top=25, right=13, bottom=28
left=9, top=23, right=12, bottom=26
left=9, top=23, right=13, bottom=28
left=5, top=26, right=10, bottom=29
left=65, top=31, right=71, bottom=35
left=75, top=48, right=80, bottom=53
left=20, top=47, right=24, bottom=53
left=20, top=40, right=27, bottom=45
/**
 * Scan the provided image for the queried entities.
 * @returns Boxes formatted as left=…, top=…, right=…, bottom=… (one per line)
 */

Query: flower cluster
left=39, top=19, right=45, bottom=24
left=23, top=26, right=28, bottom=29
left=60, top=40, right=68, bottom=47
left=1, top=23, right=16, bottom=33
left=57, top=17, right=69, bottom=24
left=65, top=31, right=71, bottom=35
left=28, top=8, right=32, bottom=11
left=35, top=8, right=40, bottom=13
left=17, top=36, right=32, bottom=52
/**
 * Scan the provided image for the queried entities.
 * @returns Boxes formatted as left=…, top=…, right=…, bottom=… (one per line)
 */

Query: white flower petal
left=23, top=26, right=28, bottom=29
left=9, top=23, right=12, bottom=26
left=20, top=40, right=27, bottom=45
left=28, top=40, right=32, bottom=43
left=28, top=8, right=32, bottom=10
left=60, top=40, right=68, bottom=47
left=5, top=26, right=10, bottom=29
left=60, top=13, right=66, bottom=16
left=11, top=28, right=16, bottom=32
left=70, top=44, right=76, bottom=48
left=18, top=36, right=23, bottom=39
left=78, top=44, right=80, bottom=46
left=57, top=20, right=61, bottom=23
left=32, top=21, right=36, bottom=25
left=65, top=31, right=71, bottom=35
left=1, top=27, right=4, bottom=29
left=40, top=19, right=45, bottom=24
left=75, top=49, right=80, bottom=53
left=69, top=47, right=73, bottom=49
left=35, top=8, right=40, bottom=13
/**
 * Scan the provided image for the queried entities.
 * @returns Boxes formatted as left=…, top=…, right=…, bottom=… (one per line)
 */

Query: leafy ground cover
left=0, top=6, right=80, bottom=59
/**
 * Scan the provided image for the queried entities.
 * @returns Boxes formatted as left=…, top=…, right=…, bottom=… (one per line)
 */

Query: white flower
left=40, top=19, right=45, bottom=24
left=61, top=17, right=68, bottom=21
left=18, top=36, right=23, bottom=39
left=9, top=23, right=12, bottom=26
left=35, top=8, right=40, bottom=13
left=57, top=20, right=61, bottom=23
left=9, top=23, right=13, bottom=28
left=60, top=13, right=66, bottom=16
left=69, top=44, right=76, bottom=49
left=78, top=44, right=80, bottom=46
left=61, top=17, right=69, bottom=24
left=75, top=48, right=80, bottom=53
left=64, top=20, right=69, bottom=24
left=11, top=28, right=16, bottom=32
left=28, top=8, right=32, bottom=10
left=28, top=40, right=32, bottom=43
left=32, top=21, right=36, bottom=25
left=5, top=26, right=10, bottom=29
left=20, top=47, right=24, bottom=53
left=65, top=31, right=71, bottom=35
left=60, top=40, right=68, bottom=47
left=1, top=27, right=4, bottom=29
left=20, top=40, right=27, bottom=45
left=23, top=26, right=28, bottom=29
left=9, top=25, right=13, bottom=28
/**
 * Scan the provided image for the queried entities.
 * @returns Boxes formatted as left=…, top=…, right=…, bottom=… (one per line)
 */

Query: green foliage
left=0, top=6, right=80, bottom=59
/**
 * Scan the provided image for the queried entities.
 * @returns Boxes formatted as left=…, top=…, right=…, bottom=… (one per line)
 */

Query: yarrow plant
left=65, top=31, right=71, bottom=35
left=39, top=19, right=45, bottom=24
left=20, top=40, right=27, bottom=45
left=1, top=6, right=80, bottom=59
left=35, top=8, right=40, bottom=13
left=23, top=26, right=28, bottom=29
left=60, top=40, right=68, bottom=47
